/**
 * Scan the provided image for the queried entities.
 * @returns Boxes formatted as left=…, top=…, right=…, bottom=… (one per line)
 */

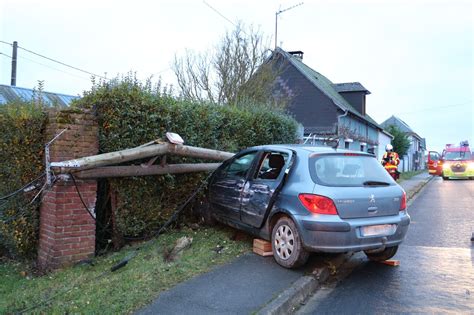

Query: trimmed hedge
left=0, top=101, right=47, bottom=257
left=74, top=78, right=298, bottom=239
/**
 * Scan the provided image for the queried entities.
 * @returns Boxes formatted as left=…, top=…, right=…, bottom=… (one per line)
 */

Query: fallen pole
left=74, top=163, right=222, bottom=179
left=50, top=142, right=234, bottom=171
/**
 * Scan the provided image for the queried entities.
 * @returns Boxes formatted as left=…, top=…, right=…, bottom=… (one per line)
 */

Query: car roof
left=246, top=144, right=374, bottom=156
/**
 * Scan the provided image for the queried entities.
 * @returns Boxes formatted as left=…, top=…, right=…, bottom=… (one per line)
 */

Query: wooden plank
left=253, top=238, right=272, bottom=251
left=253, top=247, right=273, bottom=257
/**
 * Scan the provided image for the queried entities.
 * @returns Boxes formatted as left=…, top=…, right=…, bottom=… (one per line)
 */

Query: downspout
left=336, top=110, right=349, bottom=147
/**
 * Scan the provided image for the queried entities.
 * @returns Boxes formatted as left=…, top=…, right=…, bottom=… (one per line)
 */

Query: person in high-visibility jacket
left=381, top=144, right=400, bottom=170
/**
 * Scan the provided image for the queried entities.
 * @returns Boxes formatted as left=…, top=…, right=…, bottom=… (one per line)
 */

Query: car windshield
left=443, top=151, right=472, bottom=161
left=309, top=154, right=395, bottom=187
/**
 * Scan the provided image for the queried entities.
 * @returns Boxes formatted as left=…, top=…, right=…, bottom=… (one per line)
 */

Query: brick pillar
left=38, top=109, right=99, bottom=270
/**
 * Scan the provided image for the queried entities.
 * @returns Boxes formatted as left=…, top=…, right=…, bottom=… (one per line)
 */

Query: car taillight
left=400, top=191, right=407, bottom=211
left=298, top=194, right=338, bottom=215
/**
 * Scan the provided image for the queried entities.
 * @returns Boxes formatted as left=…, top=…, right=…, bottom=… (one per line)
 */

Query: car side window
left=225, top=152, right=258, bottom=178
left=256, top=152, right=288, bottom=180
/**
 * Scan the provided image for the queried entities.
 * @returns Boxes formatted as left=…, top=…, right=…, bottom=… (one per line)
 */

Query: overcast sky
left=1, top=0, right=472, bottom=152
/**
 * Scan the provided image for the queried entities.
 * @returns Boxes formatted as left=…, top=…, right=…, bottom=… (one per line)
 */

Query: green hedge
left=0, top=101, right=47, bottom=257
left=74, top=78, right=298, bottom=239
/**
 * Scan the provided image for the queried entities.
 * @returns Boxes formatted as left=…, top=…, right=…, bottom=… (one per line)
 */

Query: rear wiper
left=363, top=180, right=390, bottom=186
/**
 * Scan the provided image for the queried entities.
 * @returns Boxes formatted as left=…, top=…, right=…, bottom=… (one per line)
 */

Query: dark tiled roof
left=0, top=84, right=78, bottom=107
left=274, top=48, right=382, bottom=130
left=381, top=115, right=423, bottom=140
left=332, top=82, right=371, bottom=94
left=380, top=115, right=413, bottom=133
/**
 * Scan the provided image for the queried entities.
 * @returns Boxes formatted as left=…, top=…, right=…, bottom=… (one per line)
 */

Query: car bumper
left=442, top=169, right=474, bottom=178
left=294, top=212, right=410, bottom=253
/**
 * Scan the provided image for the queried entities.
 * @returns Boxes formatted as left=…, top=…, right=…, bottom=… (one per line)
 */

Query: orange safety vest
left=382, top=152, right=400, bottom=169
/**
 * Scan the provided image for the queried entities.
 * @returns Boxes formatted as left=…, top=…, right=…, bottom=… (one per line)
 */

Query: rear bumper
left=294, top=212, right=410, bottom=253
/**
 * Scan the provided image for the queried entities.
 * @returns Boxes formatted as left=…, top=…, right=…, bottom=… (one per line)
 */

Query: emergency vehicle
left=427, top=141, right=474, bottom=180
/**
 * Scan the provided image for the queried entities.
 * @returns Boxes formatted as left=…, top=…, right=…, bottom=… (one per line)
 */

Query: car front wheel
left=364, top=245, right=398, bottom=262
left=271, top=217, right=309, bottom=269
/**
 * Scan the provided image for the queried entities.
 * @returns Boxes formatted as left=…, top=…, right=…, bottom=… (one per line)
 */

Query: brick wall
left=38, top=109, right=99, bottom=270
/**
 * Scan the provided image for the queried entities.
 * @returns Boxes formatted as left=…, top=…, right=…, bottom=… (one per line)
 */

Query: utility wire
left=0, top=51, right=12, bottom=58
left=18, top=54, right=91, bottom=81
left=17, top=45, right=108, bottom=80
left=0, top=40, right=107, bottom=80
left=203, top=0, right=238, bottom=28
left=0, top=174, right=46, bottom=201
left=395, top=101, right=472, bottom=115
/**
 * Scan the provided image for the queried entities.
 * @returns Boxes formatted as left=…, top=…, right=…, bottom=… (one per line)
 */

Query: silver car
left=200, top=145, right=410, bottom=268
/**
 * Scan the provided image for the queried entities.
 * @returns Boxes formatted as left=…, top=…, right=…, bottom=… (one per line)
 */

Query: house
left=380, top=115, right=427, bottom=172
left=0, top=84, right=78, bottom=107
left=267, top=48, right=386, bottom=155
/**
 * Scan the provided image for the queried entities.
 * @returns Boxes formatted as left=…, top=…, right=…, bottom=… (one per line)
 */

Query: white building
left=381, top=116, right=427, bottom=172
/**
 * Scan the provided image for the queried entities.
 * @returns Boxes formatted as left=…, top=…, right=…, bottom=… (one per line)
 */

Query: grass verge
left=0, top=225, right=252, bottom=314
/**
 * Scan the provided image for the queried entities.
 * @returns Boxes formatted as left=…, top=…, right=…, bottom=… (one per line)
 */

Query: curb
left=406, top=175, right=433, bottom=203
left=257, top=253, right=352, bottom=315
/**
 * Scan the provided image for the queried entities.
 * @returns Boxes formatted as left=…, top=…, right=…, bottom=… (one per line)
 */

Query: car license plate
left=361, top=224, right=396, bottom=237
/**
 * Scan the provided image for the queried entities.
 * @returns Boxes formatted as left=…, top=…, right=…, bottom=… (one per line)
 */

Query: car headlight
left=468, top=162, right=474, bottom=170
left=443, top=163, right=451, bottom=170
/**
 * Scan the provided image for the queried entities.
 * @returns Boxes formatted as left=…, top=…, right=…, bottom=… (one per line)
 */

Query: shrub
left=74, top=77, right=297, bottom=239
left=0, top=101, right=47, bottom=257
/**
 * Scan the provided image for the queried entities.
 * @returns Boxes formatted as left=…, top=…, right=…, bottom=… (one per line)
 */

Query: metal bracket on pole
left=45, top=128, right=69, bottom=187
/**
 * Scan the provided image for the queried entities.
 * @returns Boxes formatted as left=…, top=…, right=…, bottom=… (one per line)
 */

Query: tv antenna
left=275, top=2, right=304, bottom=49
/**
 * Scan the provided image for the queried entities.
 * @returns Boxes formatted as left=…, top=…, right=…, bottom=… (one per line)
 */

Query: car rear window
left=309, top=154, right=396, bottom=187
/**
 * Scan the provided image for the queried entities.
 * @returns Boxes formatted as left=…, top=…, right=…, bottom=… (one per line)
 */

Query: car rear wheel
left=364, top=245, right=398, bottom=262
left=271, top=217, right=309, bottom=269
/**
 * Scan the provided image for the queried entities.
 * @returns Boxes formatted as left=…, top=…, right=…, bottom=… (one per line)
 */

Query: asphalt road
left=297, top=177, right=474, bottom=314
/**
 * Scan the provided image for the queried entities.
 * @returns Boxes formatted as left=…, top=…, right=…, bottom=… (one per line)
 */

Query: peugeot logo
left=369, top=194, right=376, bottom=203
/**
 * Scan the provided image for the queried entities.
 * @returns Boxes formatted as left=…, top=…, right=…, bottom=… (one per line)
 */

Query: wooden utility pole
left=51, top=142, right=234, bottom=171
left=11, top=41, right=17, bottom=86
left=75, top=163, right=222, bottom=179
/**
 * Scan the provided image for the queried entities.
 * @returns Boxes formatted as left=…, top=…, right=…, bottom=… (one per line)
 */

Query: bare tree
left=173, top=23, right=284, bottom=106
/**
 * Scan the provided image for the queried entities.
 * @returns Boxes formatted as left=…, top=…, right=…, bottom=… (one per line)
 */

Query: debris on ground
left=163, top=236, right=193, bottom=262
left=379, top=260, right=400, bottom=266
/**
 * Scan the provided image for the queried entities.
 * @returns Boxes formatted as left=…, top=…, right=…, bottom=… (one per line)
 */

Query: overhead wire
left=17, top=54, right=92, bottom=81
left=16, top=45, right=108, bottom=80
left=395, top=101, right=472, bottom=115
left=0, top=51, right=12, bottom=59
left=203, top=0, right=239, bottom=29
left=0, top=39, right=107, bottom=80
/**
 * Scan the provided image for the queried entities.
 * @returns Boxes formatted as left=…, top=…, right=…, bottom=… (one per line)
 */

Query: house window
left=344, top=138, right=353, bottom=150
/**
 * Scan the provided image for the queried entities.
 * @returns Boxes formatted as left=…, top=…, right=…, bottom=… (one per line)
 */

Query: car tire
left=364, top=245, right=398, bottom=262
left=271, top=217, right=309, bottom=269
left=442, top=176, right=449, bottom=180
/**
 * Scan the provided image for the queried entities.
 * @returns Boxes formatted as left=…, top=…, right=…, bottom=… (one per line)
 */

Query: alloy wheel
left=274, top=224, right=294, bottom=260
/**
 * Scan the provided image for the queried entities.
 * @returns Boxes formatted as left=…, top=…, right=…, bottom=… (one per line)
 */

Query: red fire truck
left=427, top=141, right=473, bottom=180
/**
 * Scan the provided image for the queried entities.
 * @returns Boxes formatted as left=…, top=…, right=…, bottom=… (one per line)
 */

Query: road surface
left=298, top=177, right=474, bottom=314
